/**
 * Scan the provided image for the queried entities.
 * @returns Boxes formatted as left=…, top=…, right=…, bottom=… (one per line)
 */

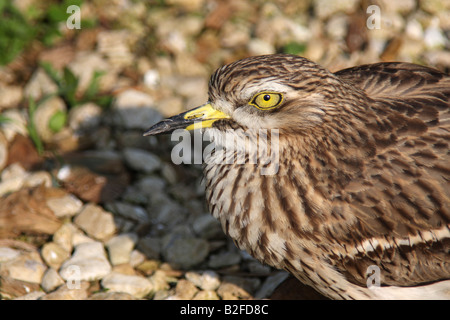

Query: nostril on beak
left=186, top=113, right=205, bottom=120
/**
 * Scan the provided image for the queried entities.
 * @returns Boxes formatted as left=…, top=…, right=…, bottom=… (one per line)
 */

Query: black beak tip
left=143, top=123, right=170, bottom=136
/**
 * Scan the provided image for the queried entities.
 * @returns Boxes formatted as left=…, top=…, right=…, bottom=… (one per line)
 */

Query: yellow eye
left=250, top=92, right=283, bottom=110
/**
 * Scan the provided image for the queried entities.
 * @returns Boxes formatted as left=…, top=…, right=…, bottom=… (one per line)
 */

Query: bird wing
left=327, top=63, right=450, bottom=287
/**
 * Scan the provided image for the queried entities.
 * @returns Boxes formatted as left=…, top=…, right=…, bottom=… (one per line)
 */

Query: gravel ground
left=0, top=0, right=448, bottom=300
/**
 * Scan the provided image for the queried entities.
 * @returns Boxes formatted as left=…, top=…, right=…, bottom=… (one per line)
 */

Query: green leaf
left=0, top=114, right=12, bottom=124
left=26, top=98, right=44, bottom=155
left=84, top=70, right=104, bottom=100
left=40, top=61, right=62, bottom=86
left=282, top=42, right=307, bottom=56
left=48, top=110, right=67, bottom=133
left=62, top=67, right=79, bottom=108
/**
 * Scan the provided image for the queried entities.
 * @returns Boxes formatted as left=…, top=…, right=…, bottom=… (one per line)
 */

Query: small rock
left=52, top=223, right=76, bottom=252
left=88, top=292, right=138, bottom=300
left=220, top=276, right=261, bottom=297
left=23, top=171, right=52, bottom=188
left=106, top=202, right=149, bottom=223
left=0, top=132, right=7, bottom=171
left=129, top=250, right=146, bottom=268
left=0, top=109, right=28, bottom=141
left=112, top=263, right=137, bottom=275
left=101, top=272, right=153, bottom=299
left=192, top=214, right=223, bottom=239
left=165, top=0, right=205, bottom=12
left=97, top=30, right=136, bottom=69
left=14, top=291, right=46, bottom=300
left=247, top=261, right=272, bottom=275
left=136, top=260, right=160, bottom=275
left=1, top=163, right=27, bottom=181
left=106, top=233, right=138, bottom=266
left=0, top=251, right=47, bottom=284
left=161, top=234, right=209, bottom=269
left=24, top=68, right=59, bottom=101
left=41, top=242, right=71, bottom=269
left=185, top=270, right=221, bottom=291
left=0, top=247, right=20, bottom=263
left=424, top=17, right=447, bottom=49
left=217, top=281, right=251, bottom=300
left=112, top=89, right=162, bottom=130
left=123, top=148, right=161, bottom=173
left=60, top=242, right=112, bottom=282
left=46, top=194, right=83, bottom=218
left=148, top=270, right=170, bottom=292
left=255, top=271, right=289, bottom=299
left=143, top=69, right=160, bottom=90
left=40, top=281, right=90, bottom=300
left=136, top=176, right=167, bottom=194
left=137, top=237, right=161, bottom=260
left=33, top=96, right=67, bottom=143
left=193, top=290, right=220, bottom=300
left=0, top=85, right=23, bottom=109
left=208, top=251, right=241, bottom=269
left=148, top=193, right=187, bottom=227
left=247, top=39, right=275, bottom=56
left=154, top=96, right=184, bottom=117
left=68, top=102, right=103, bottom=132
left=74, top=204, right=116, bottom=241
left=41, top=268, right=65, bottom=292
left=0, top=164, right=27, bottom=196
left=67, top=51, right=110, bottom=95
left=314, top=0, right=359, bottom=19
left=173, top=279, right=198, bottom=300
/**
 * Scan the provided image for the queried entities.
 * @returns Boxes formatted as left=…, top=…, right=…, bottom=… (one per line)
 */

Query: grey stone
left=112, top=89, right=162, bottom=130
left=192, top=214, right=223, bottom=239
left=161, top=234, right=209, bottom=269
left=255, top=272, right=290, bottom=299
left=105, top=202, right=149, bottom=223
left=208, top=251, right=241, bottom=269
left=137, top=236, right=161, bottom=260
left=123, top=148, right=161, bottom=173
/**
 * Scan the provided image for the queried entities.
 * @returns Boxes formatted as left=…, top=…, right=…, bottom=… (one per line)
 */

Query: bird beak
left=143, top=103, right=230, bottom=136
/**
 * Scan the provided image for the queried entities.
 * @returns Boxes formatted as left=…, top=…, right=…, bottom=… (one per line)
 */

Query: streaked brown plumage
left=145, top=54, right=450, bottom=299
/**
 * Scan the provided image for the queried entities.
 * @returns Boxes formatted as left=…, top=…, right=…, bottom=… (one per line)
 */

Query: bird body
left=145, top=54, right=450, bottom=299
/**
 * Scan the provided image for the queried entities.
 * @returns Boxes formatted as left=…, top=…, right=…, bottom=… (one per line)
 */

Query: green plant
left=282, top=42, right=307, bottom=56
left=0, top=114, right=12, bottom=124
left=40, top=61, right=113, bottom=110
left=0, top=0, right=36, bottom=65
left=0, top=0, right=95, bottom=66
left=26, top=97, right=45, bottom=155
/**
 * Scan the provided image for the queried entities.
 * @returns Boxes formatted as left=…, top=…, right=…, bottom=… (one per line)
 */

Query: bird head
left=144, top=54, right=344, bottom=136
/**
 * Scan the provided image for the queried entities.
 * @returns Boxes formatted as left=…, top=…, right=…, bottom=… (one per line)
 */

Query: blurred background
left=0, top=0, right=448, bottom=300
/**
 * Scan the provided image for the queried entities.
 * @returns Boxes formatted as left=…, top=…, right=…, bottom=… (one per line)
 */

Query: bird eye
left=250, top=92, right=283, bottom=110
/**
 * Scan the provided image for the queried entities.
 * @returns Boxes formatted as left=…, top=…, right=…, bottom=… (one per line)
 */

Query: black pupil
left=263, top=95, right=271, bottom=101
